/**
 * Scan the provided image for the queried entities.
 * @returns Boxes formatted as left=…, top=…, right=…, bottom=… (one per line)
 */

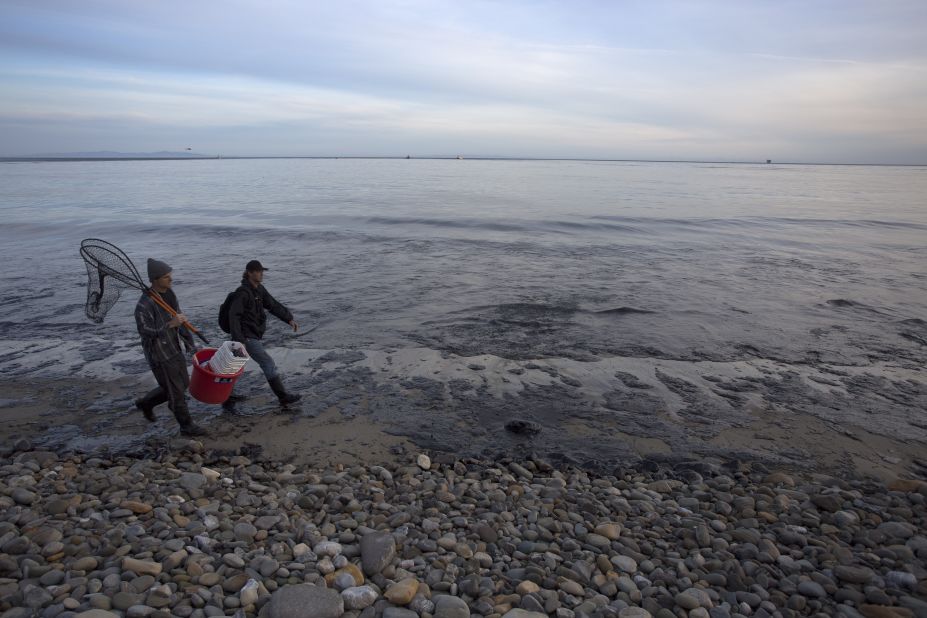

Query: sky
left=1, top=0, right=926, bottom=163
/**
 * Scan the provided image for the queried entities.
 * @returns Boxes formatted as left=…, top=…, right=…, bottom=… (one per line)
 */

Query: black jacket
left=228, top=278, right=293, bottom=343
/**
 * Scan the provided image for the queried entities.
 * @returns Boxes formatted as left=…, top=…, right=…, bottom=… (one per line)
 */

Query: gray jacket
left=135, top=289, right=194, bottom=366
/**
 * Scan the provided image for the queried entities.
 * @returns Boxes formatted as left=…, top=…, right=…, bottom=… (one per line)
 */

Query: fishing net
left=79, top=238, right=147, bottom=323
left=79, top=238, right=210, bottom=343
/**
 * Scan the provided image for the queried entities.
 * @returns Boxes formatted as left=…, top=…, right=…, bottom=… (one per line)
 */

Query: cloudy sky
left=1, top=0, right=926, bottom=163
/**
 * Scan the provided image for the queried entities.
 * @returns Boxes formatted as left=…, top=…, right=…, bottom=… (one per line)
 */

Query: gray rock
left=796, top=581, right=826, bottom=598
left=265, top=584, right=343, bottom=618
left=886, top=571, right=918, bottom=590
left=434, top=595, right=471, bottom=618
left=618, top=609, right=652, bottom=618
left=877, top=521, right=916, bottom=540
left=11, top=488, right=37, bottom=505
left=360, top=531, right=396, bottom=576
left=674, top=592, right=700, bottom=611
left=833, top=565, right=874, bottom=584
left=342, top=586, right=378, bottom=611
left=382, top=609, right=418, bottom=618
left=611, top=555, right=638, bottom=573
left=179, top=473, right=206, bottom=492
left=234, top=522, right=257, bottom=542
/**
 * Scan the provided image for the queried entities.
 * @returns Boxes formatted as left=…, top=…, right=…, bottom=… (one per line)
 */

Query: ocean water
left=2, top=158, right=925, bottom=361
left=1, top=158, right=925, bottom=465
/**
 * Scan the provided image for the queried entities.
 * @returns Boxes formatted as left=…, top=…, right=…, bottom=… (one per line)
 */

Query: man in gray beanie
left=133, top=258, right=207, bottom=436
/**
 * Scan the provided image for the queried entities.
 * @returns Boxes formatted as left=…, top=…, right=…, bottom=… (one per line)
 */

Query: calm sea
left=1, top=158, right=925, bottom=366
left=2, top=157, right=926, bottom=464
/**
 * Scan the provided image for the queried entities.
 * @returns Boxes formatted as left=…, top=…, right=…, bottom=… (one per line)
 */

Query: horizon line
left=1, top=155, right=925, bottom=167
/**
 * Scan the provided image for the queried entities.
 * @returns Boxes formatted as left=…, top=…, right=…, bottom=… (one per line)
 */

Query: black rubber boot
left=268, top=376, right=301, bottom=405
left=221, top=391, right=247, bottom=413
left=180, top=423, right=208, bottom=437
left=135, top=398, right=156, bottom=422
left=135, top=387, right=166, bottom=422
left=170, top=403, right=205, bottom=436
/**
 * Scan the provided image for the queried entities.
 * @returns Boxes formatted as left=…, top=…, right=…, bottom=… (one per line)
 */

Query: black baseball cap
left=246, top=260, right=268, bottom=272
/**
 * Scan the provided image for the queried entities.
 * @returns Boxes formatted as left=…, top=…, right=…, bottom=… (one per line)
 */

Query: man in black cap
left=225, top=260, right=301, bottom=405
left=134, top=258, right=207, bottom=436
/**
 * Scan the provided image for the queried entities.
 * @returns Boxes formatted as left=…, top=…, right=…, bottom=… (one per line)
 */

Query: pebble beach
left=2, top=439, right=926, bottom=618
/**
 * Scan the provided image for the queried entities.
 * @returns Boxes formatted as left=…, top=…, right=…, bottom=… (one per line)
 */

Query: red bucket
left=189, top=348, right=245, bottom=404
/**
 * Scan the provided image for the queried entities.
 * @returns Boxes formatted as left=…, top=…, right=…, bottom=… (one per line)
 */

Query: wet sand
left=2, top=345, right=925, bottom=483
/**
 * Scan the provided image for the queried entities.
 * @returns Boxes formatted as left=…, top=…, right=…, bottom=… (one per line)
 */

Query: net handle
left=147, top=289, right=211, bottom=345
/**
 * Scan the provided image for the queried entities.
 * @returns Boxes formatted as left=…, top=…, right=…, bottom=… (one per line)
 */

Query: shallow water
left=1, top=158, right=925, bottom=467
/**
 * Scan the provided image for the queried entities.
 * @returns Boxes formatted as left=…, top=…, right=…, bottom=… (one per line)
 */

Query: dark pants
left=139, top=357, right=192, bottom=427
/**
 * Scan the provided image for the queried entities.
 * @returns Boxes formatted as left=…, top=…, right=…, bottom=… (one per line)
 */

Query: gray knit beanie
left=147, top=258, right=172, bottom=281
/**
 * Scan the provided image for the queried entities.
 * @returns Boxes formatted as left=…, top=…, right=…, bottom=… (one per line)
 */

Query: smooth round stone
left=517, top=581, right=541, bottom=595
left=833, top=510, right=860, bottom=527
left=433, top=594, right=471, bottom=618
left=233, top=523, right=257, bottom=541
left=611, top=556, right=638, bottom=573
left=240, top=580, right=260, bottom=606
left=45, top=499, right=71, bottom=515
left=265, top=585, right=343, bottom=618
left=674, top=592, right=700, bottom=611
left=383, top=608, right=418, bottom=618
left=258, top=558, right=280, bottom=577
left=88, top=595, right=112, bottom=610
left=559, top=579, right=584, bottom=596
left=618, top=609, right=652, bottom=618
left=126, top=606, right=156, bottom=618
left=222, top=554, right=245, bottom=568
left=594, top=523, right=621, bottom=541
left=585, top=534, right=611, bottom=548
left=112, top=592, right=143, bottom=611
left=199, top=572, right=221, bottom=587
left=886, top=571, right=917, bottom=589
left=876, top=521, right=916, bottom=540
left=797, top=581, right=826, bottom=598
left=12, top=488, right=37, bottom=505
left=333, top=572, right=356, bottom=591
left=72, top=557, right=99, bottom=572
left=476, top=524, right=498, bottom=543
left=314, top=542, right=343, bottom=558
left=122, top=558, right=162, bottom=577
left=40, top=569, right=66, bottom=585
left=384, top=578, right=420, bottom=605
left=2, top=537, right=31, bottom=554
left=341, top=586, right=378, bottom=611
left=834, top=565, right=874, bottom=584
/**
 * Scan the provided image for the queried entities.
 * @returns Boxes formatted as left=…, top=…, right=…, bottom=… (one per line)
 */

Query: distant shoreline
left=1, top=155, right=924, bottom=167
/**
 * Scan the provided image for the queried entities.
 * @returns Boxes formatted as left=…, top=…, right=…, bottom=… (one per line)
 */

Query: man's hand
left=289, top=319, right=299, bottom=332
left=168, top=313, right=187, bottom=328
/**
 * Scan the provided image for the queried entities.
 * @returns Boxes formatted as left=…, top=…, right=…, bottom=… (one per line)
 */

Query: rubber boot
left=135, top=387, right=167, bottom=422
left=172, top=404, right=207, bottom=437
left=268, top=376, right=301, bottom=405
left=222, top=390, right=247, bottom=413
left=180, top=423, right=208, bottom=437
